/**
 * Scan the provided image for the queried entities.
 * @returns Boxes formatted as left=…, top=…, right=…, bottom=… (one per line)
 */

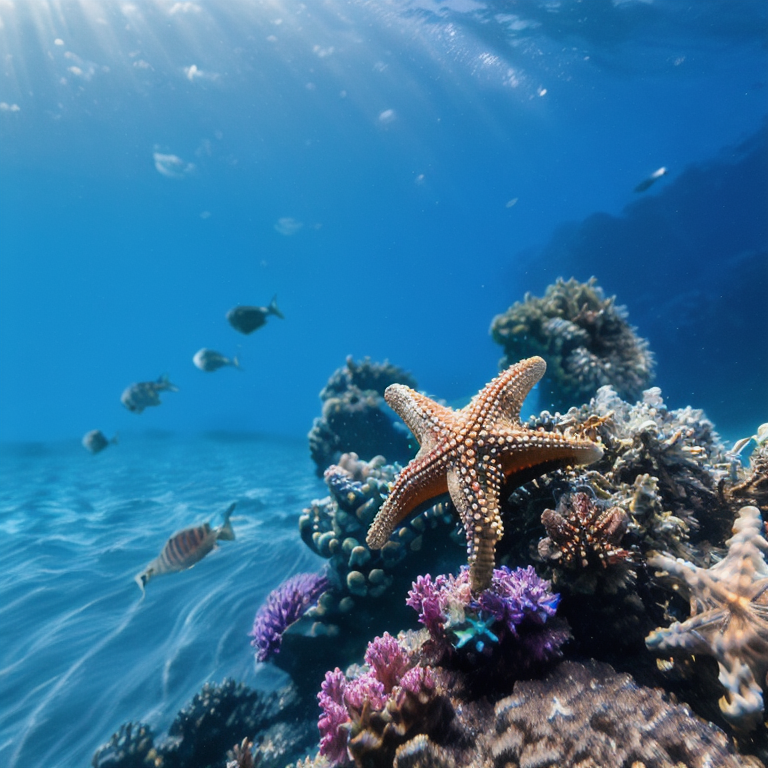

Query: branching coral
left=308, top=358, right=417, bottom=474
left=490, top=277, right=654, bottom=410
left=317, top=633, right=452, bottom=768
left=646, top=505, right=768, bottom=731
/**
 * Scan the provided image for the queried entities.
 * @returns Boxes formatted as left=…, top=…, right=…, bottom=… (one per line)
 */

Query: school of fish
left=78, top=297, right=283, bottom=591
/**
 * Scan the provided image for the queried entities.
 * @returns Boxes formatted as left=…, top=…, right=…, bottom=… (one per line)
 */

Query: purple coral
left=318, top=668, right=350, bottom=764
left=407, top=566, right=565, bottom=662
left=317, top=633, right=427, bottom=765
left=478, top=566, right=560, bottom=633
left=249, top=571, right=329, bottom=662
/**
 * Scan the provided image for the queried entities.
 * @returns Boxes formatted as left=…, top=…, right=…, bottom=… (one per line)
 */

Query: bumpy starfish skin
left=646, top=505, right=768, bottom=730
left=366, top=356, right=604, bottom=591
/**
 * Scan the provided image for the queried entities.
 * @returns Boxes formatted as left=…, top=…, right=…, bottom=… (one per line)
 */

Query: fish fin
left=216, top=502, right=237, bottom=541
left=158, top=373, right=180, bottom=392
left=268, top=295, right=285, bottom=319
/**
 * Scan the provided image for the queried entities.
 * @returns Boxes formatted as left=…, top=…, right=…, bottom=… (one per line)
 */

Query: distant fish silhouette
left=82, top=429, right=118, bottom=454
left=226, top=295, right=284, bottom=335
left=121, top=374, right=179, bottom=414
left=193, top=348, right=242, bottom=372
left=634, top=167, right=667, bottom=193
left=135, top=503, right=236, bottom=593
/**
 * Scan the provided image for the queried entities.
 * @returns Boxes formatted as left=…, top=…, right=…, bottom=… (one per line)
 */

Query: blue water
left=0, top=1, right=766, bottom=766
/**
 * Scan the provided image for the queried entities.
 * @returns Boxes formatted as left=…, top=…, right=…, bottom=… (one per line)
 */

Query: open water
left=0, top=1, right=766, bottom=766
left=0, top=434, right=325, bottom=767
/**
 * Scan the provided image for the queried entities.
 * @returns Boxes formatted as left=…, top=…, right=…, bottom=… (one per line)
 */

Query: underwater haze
left=0, top=1, right=767, bottom=767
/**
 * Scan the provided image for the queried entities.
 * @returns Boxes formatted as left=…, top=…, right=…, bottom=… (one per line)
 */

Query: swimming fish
left=226, top=295, right=284, bottom=335
left=634, top=166, right=667, bottom=193
left=192, top=348, right=242, bottom=372
left=82, top=429, right=118, bottom=454
left=121, top=374, right=179, bottom=414
left=135, top=502, right=236, bottom=593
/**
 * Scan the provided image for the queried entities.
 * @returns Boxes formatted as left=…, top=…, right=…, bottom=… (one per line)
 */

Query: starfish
left=366, top=356, right=604, bottom=592
left=646, top=505, right=768, bottom=731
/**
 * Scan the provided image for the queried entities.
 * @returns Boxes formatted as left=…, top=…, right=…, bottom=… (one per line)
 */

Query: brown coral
left=539, top=491, right=630, bottom=569
left=490, top=277, right=655, bottom=411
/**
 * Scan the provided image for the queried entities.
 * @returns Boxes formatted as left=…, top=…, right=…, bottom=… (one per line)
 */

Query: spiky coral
left=646, top=505, right=768, bottom=731
left=490, top=277, right=654, bottom=410
left=250, top=571, right=330, bottom=662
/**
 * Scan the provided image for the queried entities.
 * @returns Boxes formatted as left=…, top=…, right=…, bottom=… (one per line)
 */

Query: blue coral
left=250, top=571, right=329, bottom=662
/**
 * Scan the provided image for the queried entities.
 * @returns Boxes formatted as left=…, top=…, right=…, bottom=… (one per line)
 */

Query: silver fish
left=226, top=295, right=284, bottom=335
left=135, top=503, right=236, bottom=593
left=82, top=429, right=118, bottom=454
left=634, top=166, right=667, bottom=193
left=121, top=374, right=179, bottom=414
left=192, top=348, right=242, bottom=372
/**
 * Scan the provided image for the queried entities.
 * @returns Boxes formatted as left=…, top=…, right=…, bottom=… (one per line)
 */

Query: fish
left=121, top=374, right=179, bottom=414
left=82, top=429, right=118, bottom=454
left=135, top=502, right=236, bottom=593
left=634, top=166, right=667, bottom=193
left=226, top=295, right=284, bottom=335
left=192, top=348, right=242, bottom=372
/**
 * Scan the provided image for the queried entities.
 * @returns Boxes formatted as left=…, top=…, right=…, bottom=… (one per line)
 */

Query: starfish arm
left=366, top=457, right=449, bottom=549
left=501, top=430, right=603, bottom=480
left=384, top=384, right=455, bottom=450
left=471, top=356, right=546, bottom=424
left=447, top=467, right=503, bottom=592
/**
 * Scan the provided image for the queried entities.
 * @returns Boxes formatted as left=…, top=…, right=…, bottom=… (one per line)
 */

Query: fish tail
left=268, top=295, right=284, bottom=319
left=134, top=570, right=149, bottom=594
left=217, top=502, right=237, bottom=541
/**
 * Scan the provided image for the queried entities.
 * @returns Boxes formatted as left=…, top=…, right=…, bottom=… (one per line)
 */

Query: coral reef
left=646, top=505, right=768, bottom=731
left=488, top=660, right=750, bottom=768
left=490, top=277, right=654, bottom=410
left=308, top=357, right=417, bottom=474
left=294, top=453, right=461, bottom=674
left=92, top=722, right=156, bottom=768
left=250, top=571, right=330, bottom=662
left=317, top=632, right=454, bottom=768
left=310, top=650, right=751, bottom=768
left=92, top=680, right=315, bottom=768
left=405, top=566, right=569, bottom=675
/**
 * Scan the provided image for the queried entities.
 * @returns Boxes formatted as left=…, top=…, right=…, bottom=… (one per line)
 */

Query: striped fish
left=135, top=503, right=236, bottom=593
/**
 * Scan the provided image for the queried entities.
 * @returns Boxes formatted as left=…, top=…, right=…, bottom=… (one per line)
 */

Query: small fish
left=226, top=295, right=284, bottom=335
left=192, top=348, right=242, bottom=372
left=121, top=374, right=179, bottom=414
left=82, top=429, right=118, bottom=454
left=634, top=166, right=667, bottom=193
left=135, top=502, right=236, bottom=593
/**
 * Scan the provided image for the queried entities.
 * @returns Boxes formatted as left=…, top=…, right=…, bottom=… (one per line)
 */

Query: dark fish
left=121, top=374, right=179, bottom=414
left=193, top=348, right=241, bottom=372
left=135, top=503, right=236, bottom=593
left=634, top=166, right=667, bottom=193
left=226, top=295, right=284, bottom=335
left=82, top=429, right=118, bottom=454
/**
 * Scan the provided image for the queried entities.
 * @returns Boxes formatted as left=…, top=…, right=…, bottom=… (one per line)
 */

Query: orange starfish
left=366, top=356, right=604, bottom=591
